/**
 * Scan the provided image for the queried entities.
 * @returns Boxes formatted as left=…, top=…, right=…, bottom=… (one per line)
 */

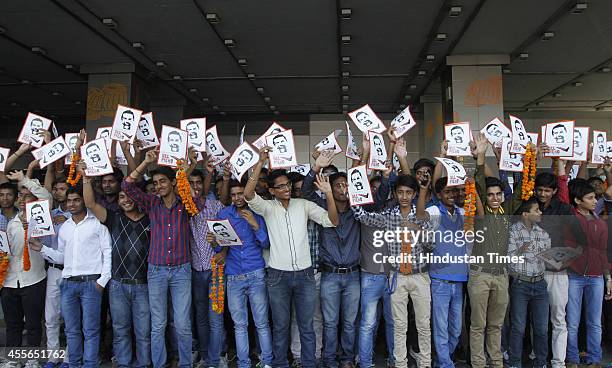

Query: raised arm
left=1, top=144, right=33, bottom=184
left=81, top=163, right=108, bottom=223
left=474, top=133, right=488, bottom=205
left=122, top=149, right=159, bottom=212
left=314, top=174, right=339, bottom=226
left=120, top=141, right=139, bottom=175
left=44, top=158, right=56, bottom=193
left=393, top=137, right=410, bottom=175
left=219, top=161, right=231, bottom=206
left=303, top=151, right=335, bottom=206
left=416, top=174, right=430, bottom=221
left=352, top=205, right=389, bottom=228
left=245, top=147, right=268, bottom=201
left=185, top=147, right=198, bottom=177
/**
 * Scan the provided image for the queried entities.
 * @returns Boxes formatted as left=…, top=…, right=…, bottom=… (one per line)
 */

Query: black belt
left=66, top=274, right=100, bottom=282
left=48, top=262, right=63, bottom=270
left=511, top=273, right=545, bottom=283
left=320, top=264, right=359, bottom=274
left=113, top=278, right=147, bottom=285
left=470, top=265, right=507, bottom=276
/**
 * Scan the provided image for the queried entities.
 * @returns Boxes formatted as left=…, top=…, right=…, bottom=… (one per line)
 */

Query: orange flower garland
left=209, top=258, right=224, bottom=314
left=463, top=179, right=477, bottom=232
left=0, top=252, right=9, bottom=287
left=521, top=144, right=537, bottom=200
left=23, top=223, right=30, bottom=272
left=176, top=160, right=199, bottom=216
left=66, top=154, right=82, bottom=186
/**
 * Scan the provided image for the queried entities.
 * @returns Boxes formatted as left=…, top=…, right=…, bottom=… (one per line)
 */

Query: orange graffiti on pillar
left=463, top=75, right=502, bottom=107
left=87, top=83, right=129, bottom=121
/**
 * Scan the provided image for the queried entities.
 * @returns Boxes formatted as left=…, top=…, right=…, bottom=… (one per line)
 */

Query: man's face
left=552, top=126, right=566, bottom=143
left=269, top=175, right=292, bottom=201
left=153, top=174, right=175, bottom=198
left=486, top=186, right=504, bottom=209
left=206, top=133, right=217, bottom=152
left=168, top=133, right=182, bottom=153
left=51, top=143, right=64, bottom=155
left=188, top=175, right=204, bottom=198
left=395, top=186, right=416, bottom=209
left=139, top=118, right=150, bottom=136
left=0, top=188, right=16, bottom=209
left=356, top=112, right=373, bottom=127
left=17, top=188, right=36, bottom=211
left=331, top=177, right=348, bottom=202
left=574, top=131, right=581, bottom=149
left=451, top=128, right=463, bottom=143
left=439, top=186, right=458, bottom=208
left=291, top=180, right=303, bottom=198
left=575, top=192, right=597, bottom=211
left=100, top=129, right=110, bottom=138
left=186, top=122, right=199, bottom=140
left=535, top=186, right=556, bottom=205
left=86, top=144, right=102, bottom=163
left=118, top=191, right=136, bottom=212
left=591, top=179, right=604, bottom=196
left=213, top=224, right=231, bottom=238
left=145, top=182, right=157, bottom=196
left=350, top=172, right=364, bottom=191
left=487, top=125, right=501, bottom=138
left=30, top=118, right=43, bottom=134
left=597, top=134, right=604, bottom=144
left=66, top=193, right=86, bottom=216
left=415, top=167, right=432, bottom=183
left=52, top=182, right=68, bottom=203
left=236, top=150, right=253, bottom=167
left=524, top=203, right=542, bottom=223
left=31, top=206, right=45, bottom=224
left=101, top=175, right=120, bottom=196
left=454, top=184, right=466, bottom=207
left=230, top=186, right=247, bottom=207
left=121, top=111, right=134, bottom=130
left=69, top=137, right=78, bottom=150
left=272, top=135, right=288, bottom=153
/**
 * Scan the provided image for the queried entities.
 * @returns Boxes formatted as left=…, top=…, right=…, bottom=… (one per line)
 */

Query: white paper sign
left=81, top=138, right=113, bottom=176
left=95, top=127, right=113, bottom=153
left=205, top=125, right=230, bottom=165
left=435, top=157, right=467, bottom=186
left=368, top=132, right=387, bottom=170
left=289, top=164, right=311, bottom=176
left=0, top=147, right=10, bottom=172
left=180, top=118, right=207, bottom=152
left=392, top=153, right=401, bottom=171
left=569, top=164, right=580, bottom=179
left=592, top=130, right=607, bottom=164
left=347, top=165, right=374, bottom=206
left=64, top=133, right=81, bottom=165
left=115, top=143, right=136, bottom=167
left=345, top=121, right=360, bottom=160
left=229, top=142, right=259, bottom=181
left=26, top=200, right=54, bottom=237
left=315, top=130, right=342, bottom=154
left=390, top=105, right=417, bottom=138
left=545, top=121, right=574, bottom=157
left=445, top=122, right=471, bottom=157
left=0, top=231, right=10, bottom=254
left=239, top=125, right=246, bottom=145
left=207, top=219, right=243, bottom=246
left=33, top=136, right=71, bottom=169
left=527, top=133, right=539, bottom=147
left=607, top=141, right=612, bottom=158
left=253, top=122, right=286, bottom=150
left=266, top=129, right=298, bottom=169
left=481, top=117, right=511, bottom=145
left=18, top=113, right=53, bottom=148
left=158, top=126, right=188, bottom=168
left=348, top=104, right=386, bottom=134
left=500, top=137, right=524, bottom=172
left=510, top=115, right=529, bottom=154
left=110, top=105, right=142, bottom=143
left=566, top=127, right=589, bottom=162
left=137, top=112, right=159, bottom=149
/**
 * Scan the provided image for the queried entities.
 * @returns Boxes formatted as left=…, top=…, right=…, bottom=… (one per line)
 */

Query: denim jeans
left=60, top=280, right=103, bottom=368
left=148, top=263, right=192, bottom=368
left=507, top=278, right=549, bottom=368
left=359, top=272, right=394, bottom=368
left=267, top=267, right=316, bottom=368
left=109, top=280, right=151, bottom=368
left=192, top=269, right=225, bottom=367
left=566, top=274, right=604, bottom=364
left=227, top=268, right=273, bottom=368
left=320, top=271, right=360, bottom=367
left=431, top=279, right=464, bottom=368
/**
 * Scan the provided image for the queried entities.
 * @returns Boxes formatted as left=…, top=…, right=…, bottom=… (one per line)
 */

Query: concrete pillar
left=420, top=95, right=444, bottom=162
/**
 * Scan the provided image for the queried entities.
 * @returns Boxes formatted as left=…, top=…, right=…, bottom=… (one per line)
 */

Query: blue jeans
left=109, top=280, right=151, bottom=368
left=567, top=274, right=604, bottom=364
left=60, top=280, right=103, bottom=368
left=431, top=279, right=463, bottom=368
left=359, top=272, right=394, bottom=368
left=267, top=267, right=316, bottom=368
left=227, top=268, right=273, bottom=368
left=148, top=263, right=192, bottom=368
left=508, top=278, right=549, bottom=368
left=320, top=271, right=360, bottom=367
left=192, top=269, right=225, bottom=367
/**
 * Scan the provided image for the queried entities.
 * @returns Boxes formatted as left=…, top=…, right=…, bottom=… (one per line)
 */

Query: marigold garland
left=209, top=258, right=224, bottom=314
left=66, top=154, right=82, bottom=186
left=176, top=160, right=199, bottom=216
left=23, top=222, right=30, bottom=272
left=521, top=144, right=537, bottom=200
left=463, top=178, right=477, bottom=232
left=0, top=252, right=9, bottom=288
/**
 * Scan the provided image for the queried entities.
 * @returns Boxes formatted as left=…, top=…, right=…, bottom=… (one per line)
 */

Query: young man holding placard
left=244, top=147, right=339, bottom=368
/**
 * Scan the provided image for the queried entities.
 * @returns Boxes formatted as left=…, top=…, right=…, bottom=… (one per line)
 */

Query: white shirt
left=246, top=193, right=335, bottom=271
left=3, top=178, right=52, bottom=288
left=42, top=210, right=112, bottom=287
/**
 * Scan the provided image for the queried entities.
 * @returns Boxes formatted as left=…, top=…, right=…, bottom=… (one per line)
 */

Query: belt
left=66, top=274, right=100, bottom=282
left=470, top=265, right=507, bottom=276
left=510, top=273, right=544, bottom=283
left=113, top=278, right=147, bottom=285
left=433, top=278, right=462, bottom=284
left=320, top=264, right=359, bottom=274
left=48, top=262, right=63, bottom=270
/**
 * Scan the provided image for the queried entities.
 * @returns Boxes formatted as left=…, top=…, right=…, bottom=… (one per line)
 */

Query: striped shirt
left=122, top=179, right=193, bottom=266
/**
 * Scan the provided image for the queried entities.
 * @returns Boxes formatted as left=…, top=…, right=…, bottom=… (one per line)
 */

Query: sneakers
left=218, top=354, right=228, bottom=368
left=0, top=361, right=22, bottom=368
left=23, top=361, right=40, bottom=368
left=291, top=359, right=303, bottom=368
left=192, top=351, right=199, bottom=365
left=193, top=360, right=206, bottom=368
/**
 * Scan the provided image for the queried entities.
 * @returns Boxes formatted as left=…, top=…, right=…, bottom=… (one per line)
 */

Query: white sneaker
left=528, top=350, right=536, bottom=360
left=218, top=354, right=228, bottom=368
left=0, top=361, right=22, bottom=368
left=24, top=360, right=39, bottom=368
left=193, top=360, right=206, bottom=368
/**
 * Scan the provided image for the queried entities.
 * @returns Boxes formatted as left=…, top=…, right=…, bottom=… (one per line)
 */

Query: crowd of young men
left=0, top=126, right=610, bottom=368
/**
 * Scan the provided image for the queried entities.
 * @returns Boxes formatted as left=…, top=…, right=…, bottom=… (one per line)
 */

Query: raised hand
left=6, top=170, right=25, bottom=182
left=239, top=208, right=259, bottom=230
left=311, top=150, right=321, bottom=161
left=382, top=160, right=393, bottom=178
left=188, top=147, right=198, bottom=163
left=258, top=146, right=270, bottom=164
left=144, top=149, right=158, bottom=164
left=40, top=130, right=52, bottom=144
left=394, top=138, right=407, bottom=157
left=315, top=150, right=335, bottom=170
left=386, top=127, right=397, bottom=141
left=314, top=173, right=333, bottom=195
left=76, top=129, right=86, bottom=149
left=27, top=159, right=40, bottom=171
left=223, top=161, right=232, bottom=179
left=474, top=133, right=489, bottom=156
left=440, top=140, right=449, bottom=158
left=76, top=160, right=87, bottom=176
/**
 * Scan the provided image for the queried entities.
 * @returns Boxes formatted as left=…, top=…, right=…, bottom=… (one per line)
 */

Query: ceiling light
left=102, top=18, right=117, bottom=28
left=341, top=8, right=352, bottom=19
left=342, top=104, right=348, bottom=109
left=341, top=35, right=351, bottom=44
left=274, top=111, right=280, bottom=115
left=519, top=52, right=529, bottom=60
left=264, top=97, right=271, bottom=102
left=132, top=42, right=145, bottom=50
left=342, top=71, right=350, bottom=78
left=10, top=102, right=19, bottom=107
left=404, top=94, right=412, bottom=100
left=247, top=73, right=256, bottom=80
left=541, top=31, right=555, bottom=41
left=417, top=70, right=427, bottom=76
left=409, top=84, right=417, bottom=90
left=224, top=39, right=236, bottom=47
left=220, top=111, right=226, bottom=116
left=342, top=85, right=349, bottom=92
left=155, top=61, right=167, bottom=68
left=212, top=105, right=219, bottom=110
left=201, top=97, right=209, bottom=102
left=206, top=13, right=220, bottom=23
left=342, top=56, right=351, bottom=64
left=65, top=64, right=75, bottom=70
left=503, top=67, right=512, bottom=74
left=342, top=95, right=350, bottom=101
left=552, top=92, right=562, bottom=98
left=425, top=54, right=435, bottom=62
left=571, top=2, right=587, bottom=14
left=31, top=46, right=46, bottom=55
left=535, top=101, right=544, bottom=106
left=572, top=81, right=583, bottom=87
left=270, top=105, right=276, bottom=110
left=599, top=67, right=611, bottom=73
left=449, top=6, right=462, bottom=17
left=189, top=88, right=198, bottom=93
left=75, top=101, right=82, bottom=105
left=435, top=33, right=447, bottom=41
left=238, top=58, right=247, bottom=66
left=172, top=75, right=182, bottom=80
left=51, top=91, right=61, bottom=96
left=21, top=80, right=30, bottom=84
left=256, top=87, right=265, bottom=94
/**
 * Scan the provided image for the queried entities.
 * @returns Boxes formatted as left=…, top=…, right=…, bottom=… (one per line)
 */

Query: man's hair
left=30, top=203, right=43, bottom=212
left=369, top=176, right=381, bottom=185
left=513, top=197, right=539, bottom=217
left=587, top=176, right=604, bottom=186
left=329, top=172, right=347, bottom=187
left=569, top=178, right=595, bottom=206
left=103, top=167, right=124, bottom=182
left=413, top=158, right=435, bottom=173
left=150, top=166, right=176, bottom=182
left=287, top=172, right=305, bottom=184
left=434, top=177, right=448, bottom=194
left=0, top=182, right=17, bottom=197
left=485, top=176, right=505, bottom=191
left=259, top=167, right=269, bottom=176
left=535, top=172, right=557, bottom=190
left=450, top=126, right=463, bottom=134
left=395, top=175, right=418, bottom=192
left=486, top=124, right=497, bottom=132
left=229, top=179, right=247, bottom=190
left=268, top=169, right=288, bottom=187
left=189, top=169, right=205, bottom=182
left=552, top=124, right=566, bottom=132
left=323, top=165, right=339, bottom=174
left=168, top=131, right=183, bottom=141
left=66, top=185, right=83, bottom=198
left=52, top=177, right=68, bottom=188
left=121, top=110, right=135, bottom=118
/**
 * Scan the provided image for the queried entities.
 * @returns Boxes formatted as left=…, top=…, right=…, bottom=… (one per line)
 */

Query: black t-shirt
left=104, top=211, right=151, bottom=280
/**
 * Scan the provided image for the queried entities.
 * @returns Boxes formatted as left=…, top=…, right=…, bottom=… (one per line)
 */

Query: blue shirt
left=215, top=205, right=270, bottom=276
left=426, top=203, right=468, bottom=282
